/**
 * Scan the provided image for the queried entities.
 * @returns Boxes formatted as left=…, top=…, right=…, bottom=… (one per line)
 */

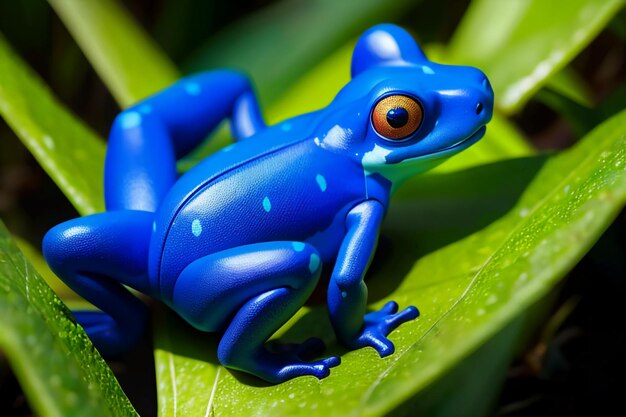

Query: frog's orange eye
left=372, top=95, right=423, bottom=140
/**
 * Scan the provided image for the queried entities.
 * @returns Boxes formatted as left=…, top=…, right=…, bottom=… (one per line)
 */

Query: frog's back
left=149, top=123, right=366, bottom=299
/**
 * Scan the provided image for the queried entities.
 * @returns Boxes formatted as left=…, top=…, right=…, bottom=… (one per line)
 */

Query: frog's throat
left=362, top=126, right=487, bottom=190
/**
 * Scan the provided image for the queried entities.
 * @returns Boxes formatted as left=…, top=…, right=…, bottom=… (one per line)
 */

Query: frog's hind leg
left=172, top=241, right=340, bottom=383
left=43, top=210, right=153, bottom=356
left=105, top=70, right=266, bottom=212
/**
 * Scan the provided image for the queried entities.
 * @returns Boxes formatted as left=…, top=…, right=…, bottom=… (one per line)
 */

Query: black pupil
left=386, top=107, right=409, bottom=128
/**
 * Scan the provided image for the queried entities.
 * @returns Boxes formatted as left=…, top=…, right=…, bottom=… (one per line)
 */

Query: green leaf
left=48, top=0, right=179, bottom=107
left=153, top=107, right=626, bottom=416
left=0, top=34, right=104, bottom=215
left=14, top=236, right=92, bottom=310
left=361, top=111, right=626, bottom=416
left=184, top=0, right=419, bottom=104
left=0, top=221, right=137, bottom=417
left=447, top=0, right=624, bottom=114
left=156, top=112, right=626, bottom=416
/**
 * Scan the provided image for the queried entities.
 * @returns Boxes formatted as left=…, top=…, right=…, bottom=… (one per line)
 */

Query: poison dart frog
left=43, top=24, right=494, bottom=383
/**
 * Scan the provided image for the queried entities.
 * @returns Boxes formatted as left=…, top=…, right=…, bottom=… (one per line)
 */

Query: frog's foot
left=43, top=210, right=153, bottom=356
left=172, top=241, right=335, bottom=383
left=262, top=337, right=341, bottom=380
left=218, top=289, right=340, bottom=383
left=252, top=346, right=341, bottom=382
left=352, top=301, right=420, bottom=357
left=72, top=309, right=148, bottom=355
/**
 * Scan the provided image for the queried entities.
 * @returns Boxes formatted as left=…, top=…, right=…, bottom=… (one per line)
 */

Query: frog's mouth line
left=409, top=125, right=487, bottom=162
left=394, top=125, right=487, bottom=166
left=436, top=125, right=486, bottom=155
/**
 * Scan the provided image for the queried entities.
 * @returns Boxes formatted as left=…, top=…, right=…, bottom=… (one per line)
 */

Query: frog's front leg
left=106, top=70, right=265, bottom=212
left=172, top=241, right=340, bottom=383
left=328, top=200, right=419, bottom=356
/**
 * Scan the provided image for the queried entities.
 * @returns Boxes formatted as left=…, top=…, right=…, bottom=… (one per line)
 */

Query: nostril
left=475, top=102, right=484, bottom=115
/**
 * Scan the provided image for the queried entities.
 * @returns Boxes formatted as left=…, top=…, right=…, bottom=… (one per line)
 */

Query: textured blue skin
left=43, top=24, right=494, bottom=383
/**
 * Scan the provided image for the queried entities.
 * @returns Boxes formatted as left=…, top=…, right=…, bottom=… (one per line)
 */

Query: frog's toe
left=384, top=305, right=420, bottom=331
left=274, top=355, right=341, bottom=382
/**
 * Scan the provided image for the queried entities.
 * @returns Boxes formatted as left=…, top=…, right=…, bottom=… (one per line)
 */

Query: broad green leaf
left=48, top=0, right=179, bottom=107
left=14, top=237, right=77, bottom=300
left=360, top=110, right=626, bottom=416
left=0, top=34, right=104, bottom=215
left=14, top=236, right=92, bottom=310
left=0, top=221, right=137, bottom=417
left=184, top=0, right=420, bottom=104
left=153, top=108, right=626, bottom=416
left=448, top=0, right=624, bottom=113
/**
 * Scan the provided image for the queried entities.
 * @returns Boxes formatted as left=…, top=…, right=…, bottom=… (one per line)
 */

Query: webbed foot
left=350, top=301, right=419, bottom=357
left=259, top=346, right=341, bottom=382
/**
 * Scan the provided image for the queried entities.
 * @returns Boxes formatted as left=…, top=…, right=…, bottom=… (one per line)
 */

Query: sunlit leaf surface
left=448, top=0, right=624, bottom=113
left=48, top=0, right=179, bottom=107
left=154, top=110, right=626, bottom=416
left=0, top=222, right=137, bottom=417
left=185, top=0, right=420, bottom=104
left=0, top=34, right=104, bottom=215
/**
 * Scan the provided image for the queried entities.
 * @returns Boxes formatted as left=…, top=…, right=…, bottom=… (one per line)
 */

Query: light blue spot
left=422, top=66, right=435, bottom=75
left=120, top=112, right=141, bottom=129
left=138, top=104, right=152, bottom=114
left=152, top=221, right=157, bottom=232
left=292, top=242, right=305, bottom=252
left=222, top=144, right=234, bottom=152
left=262, top=196, right=272, bottom=212
left=341, top=291, right=347, bottom=298
left=308, top=254, right=320, bottom=274
left=315, top=174, right=327, bottom=192
left=281, top=123, right=292, bottom=132
left=185, top=82, right=201, bottom=96
left=191, top=219, right=202, bottom=237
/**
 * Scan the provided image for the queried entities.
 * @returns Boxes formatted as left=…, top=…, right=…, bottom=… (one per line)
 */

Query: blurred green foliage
left=0, top=0, right=625, bottom=416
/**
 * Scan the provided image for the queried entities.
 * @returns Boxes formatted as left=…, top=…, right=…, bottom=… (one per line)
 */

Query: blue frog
left=43, top=24, right=493, bottom=383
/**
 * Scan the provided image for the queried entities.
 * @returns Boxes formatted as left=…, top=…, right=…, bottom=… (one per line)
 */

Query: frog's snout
left=474, top=73, right=494, bottom=125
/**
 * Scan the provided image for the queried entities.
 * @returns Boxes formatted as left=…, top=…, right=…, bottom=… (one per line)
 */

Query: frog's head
left=316, top=24, right=494, bottom=186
